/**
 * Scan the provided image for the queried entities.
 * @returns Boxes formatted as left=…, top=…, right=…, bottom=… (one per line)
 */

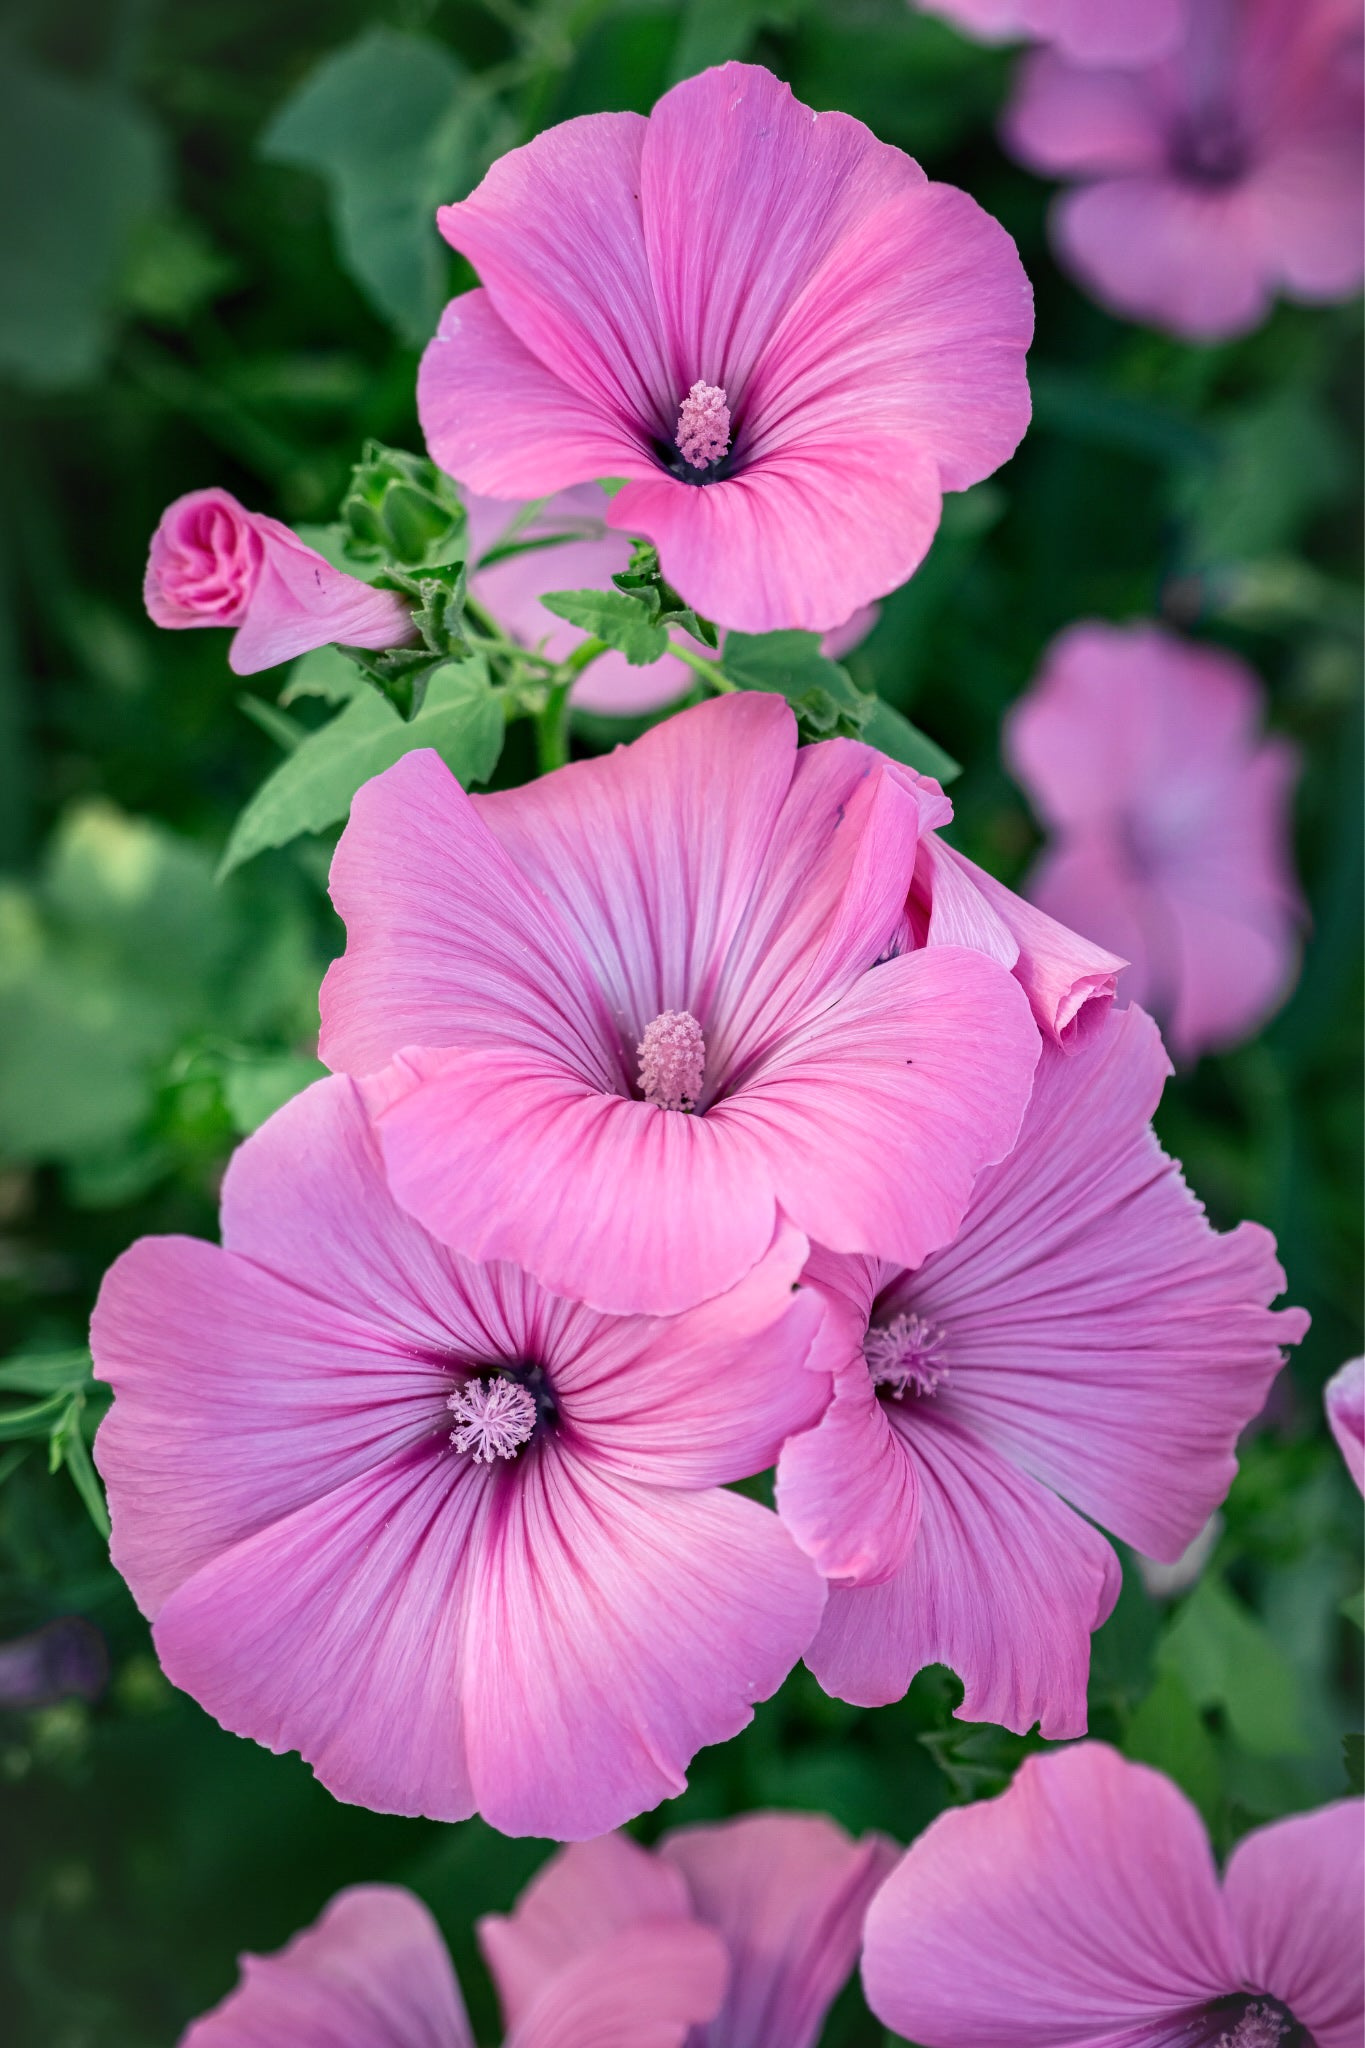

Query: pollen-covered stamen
left=637, top=1009, right=706, bottom=1112
left=448, top=1375, right=538, bottom=1463
left=675, top=381, right=731, bottom=470
left=1218, top=2007, right=1291, bottom=2048
left=864, top=1313, right=949, bottom=1399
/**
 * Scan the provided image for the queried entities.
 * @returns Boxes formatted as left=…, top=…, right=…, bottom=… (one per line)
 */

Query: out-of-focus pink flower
left=912, top=0, right=1186, bottom=66
left=320, top=692, right=1042, bottom=1318
left=91, top=1075, right=829, bottom=1839
left=479, top=1813, right=896, bottom=2048
left=776, top=1005, right=1307, bottom=1736
left=464, top=485, right=877, bottom=717
left=1325, top=1358, right=1365, bottom=1495
left=418, top=62, right=1032, bottom=635
left=1005, top=620, right=1303, bottom=1062
left=179, top=1881, right=725, bottom=2048
left=1003, top=0, right=1365, bottom=341
left=863, top=1743, right=1363, bottom=2048
left=144, top=488, right=414, bottom=675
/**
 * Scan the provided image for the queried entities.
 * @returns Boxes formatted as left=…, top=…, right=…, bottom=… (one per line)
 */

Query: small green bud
left=341, top=441, right=466, bottom=571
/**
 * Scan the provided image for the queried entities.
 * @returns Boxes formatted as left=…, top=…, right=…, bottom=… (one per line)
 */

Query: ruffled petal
left=1223, top=1801, right=1365, bottom=2048
left=228, top=517, right=413, bottom=675
left=806, top=1405, right=1119, bottom=1731
left=660, top=1813, right=899, bottom=2048
left=460, top=1456, right=824, bottom=1838
left=506, top=1924, right=728, bottom=2048
left=776, top=1363, right=921, bottom=1587
left=861, top=1744, right=1237, bottom=2047
left=181, top=1887, right=472, bottom=2048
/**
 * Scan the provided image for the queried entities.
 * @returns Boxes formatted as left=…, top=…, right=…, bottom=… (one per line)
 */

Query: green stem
left=536, top=679, right=573, bottom=773
left=667, top=639, right=733, bottom=692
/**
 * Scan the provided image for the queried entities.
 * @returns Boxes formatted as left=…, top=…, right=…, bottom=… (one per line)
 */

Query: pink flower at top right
left=1002, top=0, right=1364, bottom=341
left=1005, top=619, right=1303, bottom=1064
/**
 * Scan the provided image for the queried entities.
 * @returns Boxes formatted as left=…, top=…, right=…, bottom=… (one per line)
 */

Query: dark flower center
left=1170, top=107, right=1251, bottom=186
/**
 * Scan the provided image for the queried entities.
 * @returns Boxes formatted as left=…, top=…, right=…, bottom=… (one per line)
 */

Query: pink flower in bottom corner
left=144, top=487, right=414, bottom=675
left=911, top=0, right=1185, bottom=67
left=1005, top=620, right=1303, bottom=1063
left=862, top=1743, right=1364, bottom=2048
left=775, top=1004, right=1308, bottom=1736
left=463, top=484, right=877, bottom=718
left=1325, top=1358, right=1365, bottom=1496
left=478, top=1813, right=897, bottom=2048
left=179, top=1882, right=725, bottom=2048
left=90, top=1075, right=830, bottom=1839
left=319, top=691, right=1043, bottom=1319
left=1002, top=0, right=1364, bottom=341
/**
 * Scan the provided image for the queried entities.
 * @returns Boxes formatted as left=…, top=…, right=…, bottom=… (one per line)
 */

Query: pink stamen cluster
left=637, top=1009, right=707, bottom=1112
left=675, top=381, right=732, bottom=470
left=864, top=1313, right=949, bottom=1399
left=448, top=1375, right=538, bottom=1463
left=1218, top=2007, right=1290, bottom=2048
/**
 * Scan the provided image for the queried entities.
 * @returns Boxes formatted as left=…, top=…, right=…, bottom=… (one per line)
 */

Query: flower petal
left=181, top=1887, right=472, bottom=2048
left=776, top=1363, right=922, bottom=1587
left=1325, top=1359, right=1365, bottom=1497
left=1051, top=177, right=1273, bottom=344
left=861, top=1744, right=1237, bottom=2046
left=506, top=1924, right=728, bottom=2048
left=229, top=516, right=413, bottom=675
left=1003, top=48, right=1168, bottom=177
left=661, top=1813, right=899, bottom=2048
left=1223, top=1801, right=1365, bottom=2048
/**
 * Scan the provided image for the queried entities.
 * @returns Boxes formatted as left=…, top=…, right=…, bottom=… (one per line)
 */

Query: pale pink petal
left=145, top=488, right=260, bottom=628
left=506, top=1924, right=728, bottom=2048
left=418, top=292, right=652, bottom=501
left=181, top=1888, right=471, bottom=2048
left=714, top=945, right=1040, bottom=1276
left=661, top=1813, right=899, bottom=2048
left=1024, top=836, right=1159, bottom=1016
left=1325, top=1360, right=1365, bottom=1496
left=319, top=747, right=613, bottom=1084
left=920, top=0, right=1185, bottom=65
left=807, top=1405, right=1120, bottom=1732
left=861, top=1744, right=1237, bottom=2046
left=776, top=1361, right=921, bottom=1587
left=460, top=1456, right=825, bottom=1838
left=1052, top=177, right=1274, bottom=343
left=1003, top=49, right=1168, bottom=176
left=228, top=515, right=413, bottom=674
left=1223, top=1801, right=1365, bottom=2048
left=479, top=1837, right=691, bottom=2033
left=1250, top=128, right=1365, bottom=302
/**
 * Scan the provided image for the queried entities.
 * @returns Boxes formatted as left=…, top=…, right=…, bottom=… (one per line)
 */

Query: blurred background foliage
left=0, top=0, right=1360, bottom=2042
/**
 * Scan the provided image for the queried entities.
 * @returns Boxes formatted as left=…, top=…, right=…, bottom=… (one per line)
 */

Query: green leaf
left=238, top=695, right=307, bottom=753
left=859, top=697, right=962, bottom=785
left=278, top=645, right=371, bottom=707
left=58, top=1422, right=110, bottom=1542
left=1157, top=1575, right=1307, bottom=1757
left=0, top=1350, right=93, bottom=1398
left=721, top=630, right=872, bottom=739
left=1344, top=1733, right=1363, bottom=1795
left=541, top=589, right=669, bottom=666
left=221, top=1053, right=328, bottom=1135
left=261, top=28, right=500, bottom=346
left=670, top=0, right=797, bottom=79
left=1123, top=1667, right=1221, bottom=1823
left=0, top=1391, right=73, bottom=1441
left=218, top=659, right=504, bottom=876
left=0, top=56, right=167, bottom=388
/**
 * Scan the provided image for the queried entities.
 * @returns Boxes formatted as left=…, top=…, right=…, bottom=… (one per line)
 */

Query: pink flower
left=90, top=1074, right=830, bottom=1838
left=912, top=0, right=1186, bottom=66
left=479, top=1813, right=897, bottom=2048
left=1005, top=620, right=1303, bottom=1062
left=862, top=1742, right=1363, bottom=2048
left=319, top=692, right=1043, bottom=1318
left=179, top=1881, right=725, bottom=2047
left=775, top=1004, right=1308, bottom=1736
left=1325, top=1358, right=1365, bottom=1496
left=144, top=488, right=414, bottom=675
left=464, top=484, right=877, bottom=717
left=417, top=62, right=1033, bottom=635
left=1003, top=0, right=1365, bottom=340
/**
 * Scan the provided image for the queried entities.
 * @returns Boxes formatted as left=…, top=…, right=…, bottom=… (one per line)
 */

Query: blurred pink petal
left=779, top=1005, right=1307, bottom=1729
left=321, top=694, right=1041, bottom=1316
left=1003, top=0, right=1364, bottom=340
left=1325, top=1358, right=1365, bottom=1495
left=863, top=1743, right=1364, bottom=2048
left=914, top=0, right=1186, bottom=65
left=420, top=63, right=1032, bottom=632
left=505, top=1924, right=727, bottom=2048
left=1006, top=620, right=1304, bottom=1061
left=144, top=488, right=412, bottom=675
left=93, top=1077, right=825, bottom=1836
left=180, top=1886, right=472, bottom=2048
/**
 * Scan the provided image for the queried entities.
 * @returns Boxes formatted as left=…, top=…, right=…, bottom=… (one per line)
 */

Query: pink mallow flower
left=144, top=487, right=414, bottom=675
left=912, top=0, right=1186, bottom=67
left=90, top=1074, right=830, bottom=1839
left=1002, top=0, right=1364, bottom=341
left=179, top=1881, right=725, bottom=2048
left=1325, top=1358, right=1365, bottom=1496
left=464, top=484, right=877, bottom=717
left=863, top=1742, right=1363, bottom=2048
left=479, top=1813, right=896, bottom=2048
left=319, top=691, right=1044, bottom=1319
left=1005, top=620, right=1303, bottom=1063
left=775, top=1004, right=1308, bottom=1736
left=417, top=61, right=1033, bottom=636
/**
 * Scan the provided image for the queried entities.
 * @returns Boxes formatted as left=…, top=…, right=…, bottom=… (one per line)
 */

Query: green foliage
left=0, top=1351, right=108, bottom=1539
left=541, top=586, right=670, bottom=664
left=1158, top=1575, right=1307, bottom=1758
